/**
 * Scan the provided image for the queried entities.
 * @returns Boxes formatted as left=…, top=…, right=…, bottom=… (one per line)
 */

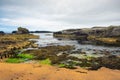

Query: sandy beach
left=0, top=63, right=120, bottom=80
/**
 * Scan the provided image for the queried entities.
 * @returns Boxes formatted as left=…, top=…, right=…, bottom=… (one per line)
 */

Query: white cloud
left=0, top=0, right=120, bottom=31
left=1, top=18, right=11, bottom=22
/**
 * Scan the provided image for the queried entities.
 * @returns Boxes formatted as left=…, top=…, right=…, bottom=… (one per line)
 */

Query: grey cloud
left=0, top=0, right=120, bottom=30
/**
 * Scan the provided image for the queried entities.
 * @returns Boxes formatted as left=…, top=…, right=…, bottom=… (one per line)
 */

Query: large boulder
left=17, top=27, right=29, bottom=34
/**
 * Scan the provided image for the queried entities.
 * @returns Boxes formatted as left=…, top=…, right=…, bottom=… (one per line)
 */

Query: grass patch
left=6, top=53, right=34, bottom=63
left=40, top=58, right=51, bottom=65
left=17, top=53, right=34, bottom=59
left=6, top=58, right=25, bottom=63
left=59, top=63, right=66, bottom=68
left=58, top=61, right=77, bottom=69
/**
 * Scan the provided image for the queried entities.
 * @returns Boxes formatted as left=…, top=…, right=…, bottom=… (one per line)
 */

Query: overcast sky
left=0, top=0, right=120, bottom=32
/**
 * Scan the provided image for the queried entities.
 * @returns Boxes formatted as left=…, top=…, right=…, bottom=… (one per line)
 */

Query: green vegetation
left=58, top=61, right=77, bottom=69
left=5, top=53, right=34, bottom=63
left=6, top=58, right=25, bottom=63
left=0, top=33, right=39, bottom=59
left=17, top=53, right=34, bottom=59
left=4, top=45, right=120, bottom=70
left=59, top=63, right=66, bottom=68
left=39, top=58, right=51, bottom=65
left=82, top=55, right=95, bottom=60
left=24, top=45, right=73, bottom=61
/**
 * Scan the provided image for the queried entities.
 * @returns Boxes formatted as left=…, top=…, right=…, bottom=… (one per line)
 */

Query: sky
left=0, top=0, right=120, bottom=32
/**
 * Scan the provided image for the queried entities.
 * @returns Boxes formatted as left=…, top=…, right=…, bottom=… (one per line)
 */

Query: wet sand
left=0, top=63, right=120, bottom=80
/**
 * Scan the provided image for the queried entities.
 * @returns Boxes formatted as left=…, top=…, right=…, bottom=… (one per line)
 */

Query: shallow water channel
left=30, top=33, right=120, bottom=57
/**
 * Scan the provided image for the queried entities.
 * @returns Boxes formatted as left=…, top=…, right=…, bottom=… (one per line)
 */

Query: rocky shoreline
left=54, top=25, right=120, bottom=46
left=1, top=26, right=120, bottom=71
left=21, top=45, right=120, bottom=70
left=0, top=28, right=120, bottom=80
left=51, top=26, right=120, bottom=70
left=0, top=27, right=39, bottom=60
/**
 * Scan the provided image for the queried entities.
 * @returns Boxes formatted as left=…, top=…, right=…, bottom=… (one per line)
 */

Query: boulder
left=17, top=27, right=29, bottom=34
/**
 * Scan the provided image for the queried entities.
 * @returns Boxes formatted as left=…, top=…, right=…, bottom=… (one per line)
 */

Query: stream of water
left=30, top=33, right=120, bottom=56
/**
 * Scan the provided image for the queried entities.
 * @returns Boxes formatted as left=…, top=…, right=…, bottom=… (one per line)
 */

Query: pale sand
left=0, top=63, right=120, bottom=80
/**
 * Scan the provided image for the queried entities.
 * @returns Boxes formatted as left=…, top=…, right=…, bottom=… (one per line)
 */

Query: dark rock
left=0, top=31, right=5, bottom=35
left=106, top=26, right=120, bottom=37
left=97, top=55, right=120, bottom=69
left=12, top=31, right=17, bottom=34
left=17, top=27, right=29, bottom=34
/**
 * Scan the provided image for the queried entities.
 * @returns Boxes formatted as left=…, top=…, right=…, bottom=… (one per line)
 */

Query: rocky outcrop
left=17, top=27, right=29, bottom=34
left=53, top=25, right=120, bottom=46
left=12, top=27, right=29, bottom=34
left=54, top=25, right=120, bottom=37
left=105, top=26, right=120, bottom=37
left=88, top=26, right=120, bottom=37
